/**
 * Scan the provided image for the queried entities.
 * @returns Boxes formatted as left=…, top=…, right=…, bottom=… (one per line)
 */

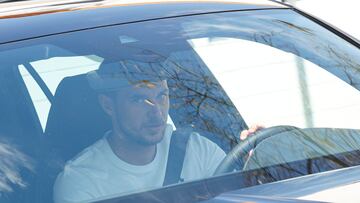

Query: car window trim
left=0, top=8, right=291, bottom=46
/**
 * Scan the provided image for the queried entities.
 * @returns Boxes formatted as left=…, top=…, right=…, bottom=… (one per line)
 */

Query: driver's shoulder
left=54, top=138, right=110, bottom=191
left=65, top=137, right=109, bottom=170
left=186, top=131, right=224, bottom=155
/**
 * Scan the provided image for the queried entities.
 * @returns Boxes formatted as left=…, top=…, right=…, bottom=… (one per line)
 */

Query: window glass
left=1, top=9, right=360, bottom=203
left=18, top=56, right=102, bottom=129
left=191, top=38, right=360, bottom=128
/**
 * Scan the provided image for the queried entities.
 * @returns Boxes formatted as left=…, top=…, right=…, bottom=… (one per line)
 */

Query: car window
left=1, top=9, right=360, bottom=203
left=18, top=55, right=102, bottom=130
left=191, top=37, right=360, bottom=128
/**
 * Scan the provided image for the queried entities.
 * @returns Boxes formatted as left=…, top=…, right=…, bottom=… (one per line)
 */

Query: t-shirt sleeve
left=186, top=132, right=226, bottom=178
left=53, top=167, right=97, bottom=203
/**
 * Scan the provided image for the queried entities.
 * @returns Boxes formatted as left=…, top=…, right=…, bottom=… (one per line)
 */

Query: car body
left=1, top=0, right=360, bottom=203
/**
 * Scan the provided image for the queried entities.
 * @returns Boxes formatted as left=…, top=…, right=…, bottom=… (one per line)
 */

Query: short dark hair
left=87, top=59, right=172, bottom=93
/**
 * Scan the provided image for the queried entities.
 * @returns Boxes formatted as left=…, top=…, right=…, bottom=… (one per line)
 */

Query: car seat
left=41, top=73, right=111, bottom=202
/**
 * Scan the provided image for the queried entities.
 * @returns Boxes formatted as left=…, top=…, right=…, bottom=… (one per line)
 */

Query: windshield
left=1, top=9, right=360, bottom=203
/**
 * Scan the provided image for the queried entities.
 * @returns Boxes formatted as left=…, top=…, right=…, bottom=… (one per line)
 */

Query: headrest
left=45, top=74, right=111, bottom=162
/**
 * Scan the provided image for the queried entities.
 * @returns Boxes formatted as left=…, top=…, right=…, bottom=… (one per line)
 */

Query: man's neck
left=107, top=131, right=157, bottom=165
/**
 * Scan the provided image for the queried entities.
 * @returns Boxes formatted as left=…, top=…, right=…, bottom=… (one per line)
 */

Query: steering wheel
left=214, top=125, right=299, bottom=175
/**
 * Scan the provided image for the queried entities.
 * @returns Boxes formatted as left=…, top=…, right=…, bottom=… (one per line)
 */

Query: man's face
left=111, top=80, right=169, bottom=146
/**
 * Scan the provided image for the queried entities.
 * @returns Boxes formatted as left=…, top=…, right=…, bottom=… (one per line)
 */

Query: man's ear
left=98, top=94, right=115, bottom=117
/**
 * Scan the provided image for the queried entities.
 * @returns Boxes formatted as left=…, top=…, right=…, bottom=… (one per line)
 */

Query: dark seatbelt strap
left=163, top=128, right=191, bottom=186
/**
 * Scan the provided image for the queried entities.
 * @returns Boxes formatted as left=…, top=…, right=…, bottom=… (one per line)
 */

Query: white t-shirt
left=54, top=125, right=226, bottom=203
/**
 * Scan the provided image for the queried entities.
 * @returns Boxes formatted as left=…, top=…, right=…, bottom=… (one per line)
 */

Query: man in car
left=53, top=61, right=259, bottom=203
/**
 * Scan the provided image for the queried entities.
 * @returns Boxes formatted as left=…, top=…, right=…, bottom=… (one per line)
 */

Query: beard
left=114, top=115, right=167, bottom=146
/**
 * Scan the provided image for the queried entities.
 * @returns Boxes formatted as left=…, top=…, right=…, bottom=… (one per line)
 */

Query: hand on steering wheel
left=214, top=125, right=299, bottom=175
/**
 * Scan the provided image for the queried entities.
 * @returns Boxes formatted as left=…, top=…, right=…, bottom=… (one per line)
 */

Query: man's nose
left=145, top=99, right=164, bottom=117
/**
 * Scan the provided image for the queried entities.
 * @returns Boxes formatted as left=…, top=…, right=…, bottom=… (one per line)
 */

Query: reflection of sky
left=0, top=140, right=33, bottom=193
left=296, top=0, right=360, bottom=40
left=182, top=10, right=360, bottom=84
left=190, top=37, right=360, bottom=129
left=16, top=9, right=360, bottom=131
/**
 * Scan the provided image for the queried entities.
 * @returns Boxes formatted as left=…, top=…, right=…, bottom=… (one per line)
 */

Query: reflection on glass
left=244, top=128, right=360, bottom=186
left=0, top=139, right=33, bottom=194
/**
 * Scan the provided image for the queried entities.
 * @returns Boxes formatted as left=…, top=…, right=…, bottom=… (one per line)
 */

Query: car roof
left=0, top=0, right=288, bottom=44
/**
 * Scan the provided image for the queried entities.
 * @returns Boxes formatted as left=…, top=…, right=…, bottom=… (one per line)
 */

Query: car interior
left=2, top=10, right=360, bottom=202
left=0, top=38, right=250, bottom=202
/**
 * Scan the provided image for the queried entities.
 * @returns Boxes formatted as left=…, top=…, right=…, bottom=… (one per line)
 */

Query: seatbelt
left=163, top=128, right=191, bottom=186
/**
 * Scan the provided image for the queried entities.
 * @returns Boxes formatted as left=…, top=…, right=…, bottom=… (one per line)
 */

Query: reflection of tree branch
left=274, top=20, right=314, bottom=35
left=247, top=128, right=360, bottom=185
left=295, top=129, right=352, bottom=169
left=326, top=46, right=360, bottom=88
left=182, top=84, right=232, bottom=106
left=111, top=44, right=246, bottom=149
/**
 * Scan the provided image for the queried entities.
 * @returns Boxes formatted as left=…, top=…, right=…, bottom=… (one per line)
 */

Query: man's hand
left=239, top=124, right=265, bottom=162
left=240, top=124, right=265, bottom=140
